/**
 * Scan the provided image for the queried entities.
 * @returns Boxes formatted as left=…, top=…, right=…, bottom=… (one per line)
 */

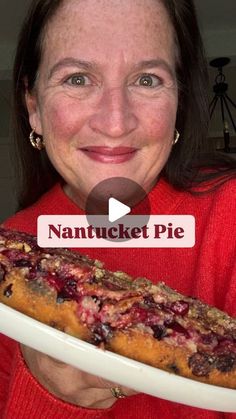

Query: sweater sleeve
left=0, top=335, right=17, bottom=417
left=2, top=342, right=108, bottom=419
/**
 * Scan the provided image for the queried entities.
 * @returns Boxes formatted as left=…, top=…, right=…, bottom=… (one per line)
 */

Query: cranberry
left=201, top=333, right=218, bottom=346
left=214, top=337, right=236, bottom=354
left=91, top=323, right=113, bottom=344
left=216, top=353, right=236, bottom=372
left=14, top=259, right=32, bottom=268
left=46, top=274, right=65, bottom=292
left=143, top=295, right=156, bottom=306
left=56, top=278, right=78, bottom=302
left=165, top=320, right=190, bottom=338
left=152, top=324, right=167, bottom=340
left=188, top=352, right=215, bottom=377
left=131, top=306, right=148, bottom=323
left=62, top=282, right=77, bottom=298
left=2, top=249, right=28, bottom=261
left=170, top=300, right=189, bottom=316
left=198, top=333, right=219, bottom=352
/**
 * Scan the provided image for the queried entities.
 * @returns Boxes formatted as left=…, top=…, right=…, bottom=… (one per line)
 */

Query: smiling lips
left=80, top=146, right=138, bottom=164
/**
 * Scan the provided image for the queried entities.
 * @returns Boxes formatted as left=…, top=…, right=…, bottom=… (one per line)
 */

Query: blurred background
left=0, top=0, right=235, bottom=222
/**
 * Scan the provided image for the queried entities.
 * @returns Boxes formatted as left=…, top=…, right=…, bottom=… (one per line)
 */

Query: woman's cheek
left=41, top=98, right=86, bottom=143
left=141, top=100, right=177, bottom=141
left=145, top=113, right=173, bottom=142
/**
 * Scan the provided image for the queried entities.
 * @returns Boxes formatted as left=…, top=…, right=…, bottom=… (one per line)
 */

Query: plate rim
left=0, top=302, right=235, bottom=412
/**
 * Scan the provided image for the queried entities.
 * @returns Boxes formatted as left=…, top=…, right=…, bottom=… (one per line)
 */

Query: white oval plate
left=0, top=302, right=235, bottom=412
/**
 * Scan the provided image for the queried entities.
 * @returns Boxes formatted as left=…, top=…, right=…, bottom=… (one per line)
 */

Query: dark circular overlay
left=85, top=177, right=151, bottom=242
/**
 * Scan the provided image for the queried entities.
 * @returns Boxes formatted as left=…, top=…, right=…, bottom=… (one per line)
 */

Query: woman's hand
left=20, top=344, right=137, bottom=409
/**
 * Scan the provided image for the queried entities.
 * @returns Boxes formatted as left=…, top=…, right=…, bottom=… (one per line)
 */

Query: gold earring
left=173, top=129, right=180, bottom=145
left=29, top=129, right=45, bottom=150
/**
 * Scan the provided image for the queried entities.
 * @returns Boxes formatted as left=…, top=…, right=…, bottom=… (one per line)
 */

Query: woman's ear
left=24, top=79, right=43, bottom=135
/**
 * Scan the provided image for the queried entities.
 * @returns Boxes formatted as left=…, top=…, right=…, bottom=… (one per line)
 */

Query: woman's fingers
left=20, top=344, right=137, bottom=408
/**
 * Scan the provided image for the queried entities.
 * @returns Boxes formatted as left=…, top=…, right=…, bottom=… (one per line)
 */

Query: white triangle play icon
left=108, top=197, right=131, bottom=222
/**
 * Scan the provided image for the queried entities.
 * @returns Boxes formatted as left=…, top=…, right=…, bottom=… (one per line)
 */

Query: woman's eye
left=135, top=74, right=161, bottom=88
left=65, top=74, right=91, bottom=86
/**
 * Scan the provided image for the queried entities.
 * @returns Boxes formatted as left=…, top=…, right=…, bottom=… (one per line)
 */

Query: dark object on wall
left=209, top=57, right=236, bottom=153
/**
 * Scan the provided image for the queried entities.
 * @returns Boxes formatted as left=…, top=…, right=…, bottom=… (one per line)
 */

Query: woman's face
left=26, top=0, right=178, bottom=206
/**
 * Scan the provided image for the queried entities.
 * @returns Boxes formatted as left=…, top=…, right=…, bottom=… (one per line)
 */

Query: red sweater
left=1, top=178, right=236, bottom=418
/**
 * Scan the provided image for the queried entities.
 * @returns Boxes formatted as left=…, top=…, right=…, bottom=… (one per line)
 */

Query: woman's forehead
left=41, top=0, right=175, bottom=68
left=46, top=0, right=172, bottom=37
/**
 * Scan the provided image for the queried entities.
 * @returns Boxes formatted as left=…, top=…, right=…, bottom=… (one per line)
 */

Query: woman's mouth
left=80, top=146, right=138, bottom=164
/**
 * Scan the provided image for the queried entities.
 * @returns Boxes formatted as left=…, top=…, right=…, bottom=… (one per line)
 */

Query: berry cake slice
left=0, top=227, right=236, bottom=389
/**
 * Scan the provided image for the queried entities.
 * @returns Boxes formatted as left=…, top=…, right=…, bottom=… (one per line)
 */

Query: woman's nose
left=89, top=87, right=138, bottom=138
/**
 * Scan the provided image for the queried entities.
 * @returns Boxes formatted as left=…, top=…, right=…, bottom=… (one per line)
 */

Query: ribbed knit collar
left=38, top=178, right=187, bottom=216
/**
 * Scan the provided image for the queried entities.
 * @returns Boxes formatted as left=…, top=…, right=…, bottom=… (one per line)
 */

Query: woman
left=0, top=0, right=235, bottom=417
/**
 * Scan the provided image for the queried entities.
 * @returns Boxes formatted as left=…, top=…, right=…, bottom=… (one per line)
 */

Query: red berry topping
left=2, top=249, right=29, bottom=261
left=131, top=306, right=148, bottom=323
left=214, top=337, right=236, bottom=354
left=170, top=300, right=189, bottom=316
left=165, top=320, right=190, bottom=338
left=46, top=274, right=65, bottom=292
left=91, top=322, right=113, bottom=344
left=215, top=353, right=236, bottom=372
left=14, top=259, right=32, bottom=268
left=188, top=352, right=215, bottom=377
left=152, top=324, right=167, bottom=340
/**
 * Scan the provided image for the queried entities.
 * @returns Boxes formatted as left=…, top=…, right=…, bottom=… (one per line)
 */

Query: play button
left=85, top=177, right=150, bottom=241
left=108, top=198, right=131, bottom=222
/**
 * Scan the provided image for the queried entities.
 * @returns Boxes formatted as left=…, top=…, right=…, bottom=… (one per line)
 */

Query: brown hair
left=13, top=0, right=236, bottom=210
